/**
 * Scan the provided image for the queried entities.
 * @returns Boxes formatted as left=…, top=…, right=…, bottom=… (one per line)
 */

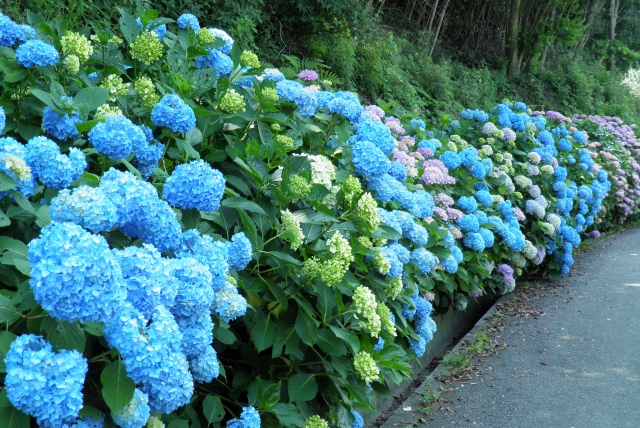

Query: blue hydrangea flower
left=388, top=161, right=407, bottom=182
left=457, top=196, right=478, bottom=213
left=469, top=162, right=487, bottom=179
left=410, top=118, right=426, bottom=129
left=175, top=310, right=213, bottom=358
left=355, top=119, right=395, bottom=156
left=151, top=94, right=196, bottom=133
left=88, top=115, right=147, bottom=160
left=99, top=168, right=182, bottom=251
left=25, top=136, right=86, bottom=189
left=537, top=131, right=554, bottom=146
left=227, top=406, right=261, bottom=428
left=112, top=389, right=150, bottom=428
left=133, top=141, right=165, bottom=179
left=0, top=13, right=21, bottom=47
left=28, top=222, right=126, bottom=322
left=572, top=131, right=586, bottom=144
left=190, top=345, right=220, bottom=383
left=327, top=91, right=364, bottom=124
left=16, top=39, right=59, bottom=67
left=177, top=13, right=200, bottom=31
left=228, top=232, right=252, bottom=271
left=411, top=248, right=436, bottom=274
left=475, top=190, right=492, bottom=207
left=411, top=190, right=435, bottom=218
left=351, top=140, right=390, bottom=178
left=557, top=138, right=572, bottom=152
left=174, top=229, right=229, bottom=290
left=458, top=147, right=478, bottom=167
left=463, top=232, right=485, bottom=252
left=440, top=254, right=458, bottom=273
left=351, top=410, right=364, bottom=428
left=554, top=166, right=568, bottom=182
left=104, top=304, right=194, bottom=414
left=88, top=72, right=99, bottom=81
left=42, top=107, right=81, bottom=141
left=457, top=214, right=479, bottom=232
left=5, top=334, right=87, bottom=428
left=478, top=228, right=495, bottom=248
left=213, top=281, right=248, bottom=322
left=196, top=48, right=233, bottom=77
left=0, top=105, right=5, bottom=133
left=50, top=186, right=119, bottom=233
left=259, top=68, right=285, bottom=82
left=115, top=244, right=179, bottom=318
left=208, top=28, right=234, bottom=54
left=439, top=151, right=461, bottom=170
left=163, top=159, right=225, bottom=212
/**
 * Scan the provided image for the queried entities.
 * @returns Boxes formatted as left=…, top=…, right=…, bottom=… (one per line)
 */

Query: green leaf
left=252, top=312, right=276, bottom=352
left=76, top=119, right=103, bottom=134
left=29, top=88, right=56, bottom=109
left=3, top=70, right=26, bottom=83
left=0, top=295, right=20, bottom=325
left=11, top=190, right=36, bottom=215
left=0, top=405, right=30, bottom=428
left=82, top=322, right=104, bottom=337
left=12, top=259, right=30, bottom=277
left=202, top=395, right=225, bottom=423
left=329, top=326, right=360, bottom=354
left=221, top=197, right=267, bottom=215
left=316, top=328, right=347, bottom=356
left=0, top=331, right=17, bottom=373
left=295, top=310, right=317, bottom=346
left=74, top=87, right=109, bottom=112
left=0, top=208, right=10, bottom=227
left=78, top=405, right=103, bottom=423
left=271, top=403, right=305, bottom=427
left=167, top=420, right=189, bottom=428
left=101, top=360, right=136, bottom=413
left=41, top=317, right=86, bottom=352
left=265, top=251, right=302, bottom=265
left=0, top=237, right=28, bottom=260
left=0, top=172, right=18, bottom=192
left=186, top=127, right=203, bottom=145
left=288, top=374, right=318, bottom=402
left=35, top=205, right=51, bottom=228
left=214, top=323, right=236, bottom=345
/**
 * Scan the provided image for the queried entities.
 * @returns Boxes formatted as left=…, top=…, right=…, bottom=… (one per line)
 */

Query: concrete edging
left=377, top=291, right=513, bottom=427
left=362, top=293, right=500, bottom=426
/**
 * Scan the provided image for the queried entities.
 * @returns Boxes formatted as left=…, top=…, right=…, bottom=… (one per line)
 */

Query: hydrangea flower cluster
left=130, top=30, right=164, bottom=64
left=50, top=186, right=119, bottom=233
left=25, top=136, right=86, bottom=189
left=151, top=94, right=196, bottom=133
left=16, top=39, right=59, bottom=67
left=163, top=159, right=225, bottom=212
left=226, top=406, right=261, bottom=428
left=88, top=115, right=147, bottom=160
left=5, top=334, right=88, bottom=428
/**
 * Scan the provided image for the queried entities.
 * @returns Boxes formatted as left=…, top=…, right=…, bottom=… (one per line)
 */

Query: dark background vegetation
left=5, top=0, right=640, bottom=121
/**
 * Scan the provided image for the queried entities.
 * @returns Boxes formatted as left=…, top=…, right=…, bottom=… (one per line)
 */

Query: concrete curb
left=378, top=291, right=515, bottom=428
left=362, top=294, right=498, bottom=426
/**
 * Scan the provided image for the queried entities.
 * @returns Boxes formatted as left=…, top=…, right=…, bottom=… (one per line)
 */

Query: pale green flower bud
left=240, top=50, right=261, bottom=69
left=63, top=55, right=80, bottom=75
left=61, top=31, right=93, bottom=63
left=219, top=89, right=246, bottom=114
left=134, top=76, right=160, bottom=109
left=130, top=31, right=164, bottom=65
left=354, top=351, right=380, bottom=383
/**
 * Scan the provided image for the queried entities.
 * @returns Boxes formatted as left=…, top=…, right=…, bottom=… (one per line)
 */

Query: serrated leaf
left=0, top=331, right=17, bottom=373
left=295, top=310, right=317, bottom=346
left=12, top=259, right=30, bottom=277
left=288, top=374, right=318, bottom=403
left=41, top=317, right=86, bottom=352
left=82, top=322, right=104, bottom=336
left=0, top=295, right=21, bottom=325
left=202, top=395, right=225, bottom=423
left=101, top=360, right=136, bottom=413
left=316, top=328, right=347, bottom=356
left=35, top=205, right=51, bottom=228
left=266, top=251, right=302, bottom=265
left=29, top=88, right=56, bottom=109
left=251, top=312, right=276, bottom=352
left=176, top=139, right=200, bottom=159
left=76, top=119, right=103, bottom=134
left=329, top=326, right=359, bottom=354
left=74, top=87, right=109, bottom=112
left=271, top=403, right=305, bottom=427
left=221, top=197, right=267, bottom=215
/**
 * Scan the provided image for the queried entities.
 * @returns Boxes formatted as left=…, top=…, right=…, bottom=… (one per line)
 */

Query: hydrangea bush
left=0, top=7, right=633, bottom=428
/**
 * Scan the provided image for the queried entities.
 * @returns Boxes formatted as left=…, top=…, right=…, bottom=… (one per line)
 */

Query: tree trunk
left=430, top=0, right=450, bottom=56
left=507, top=0, right=522, bottom=77
left=609, top=0, right=618, bottom=70
left=576, top=0, right=607, bottom=54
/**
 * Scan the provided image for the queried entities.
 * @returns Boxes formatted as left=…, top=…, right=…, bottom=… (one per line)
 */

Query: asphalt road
left=383, top=226, right=640, bottom=428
